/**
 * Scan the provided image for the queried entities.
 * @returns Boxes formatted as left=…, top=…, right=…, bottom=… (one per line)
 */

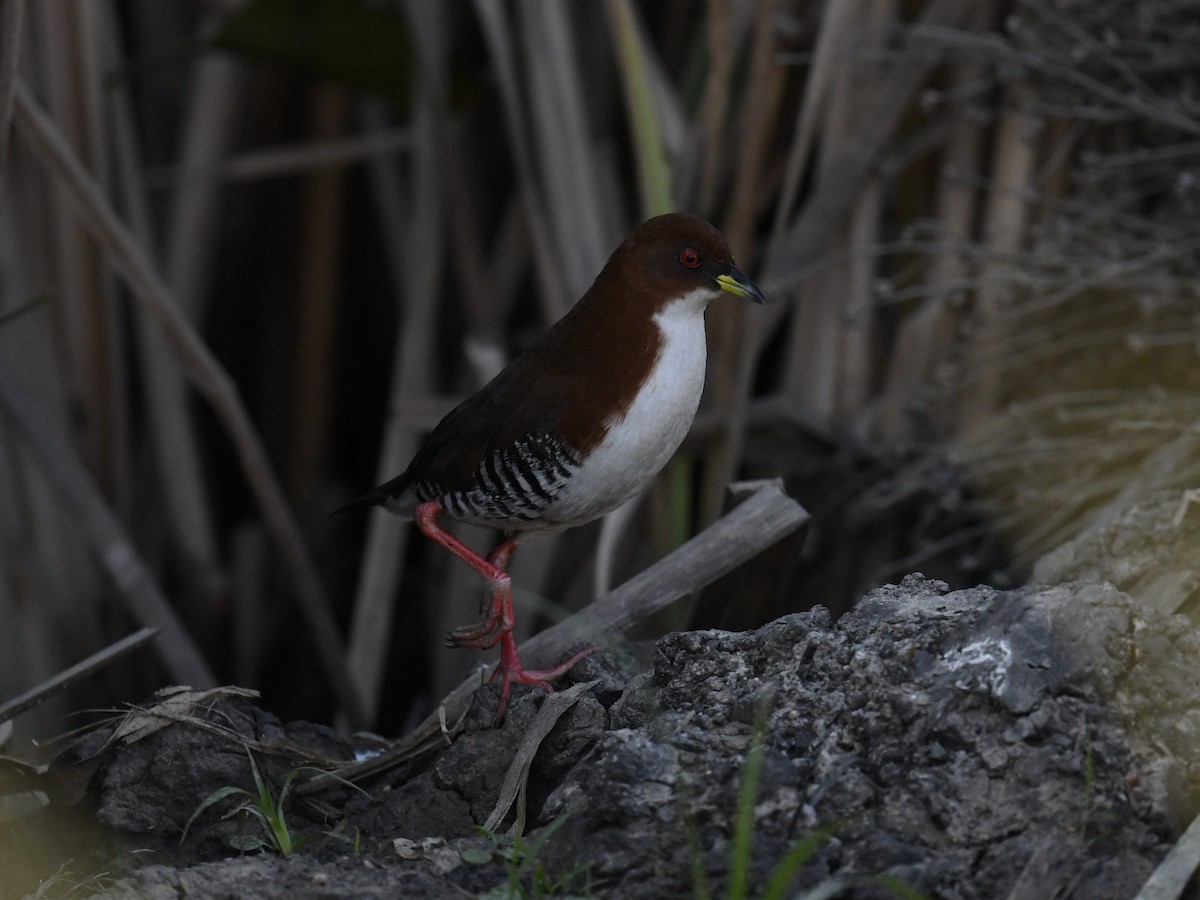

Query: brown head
left=520, top=212, right=765, bottom=456
left=586, top=212, right=766, bottom=317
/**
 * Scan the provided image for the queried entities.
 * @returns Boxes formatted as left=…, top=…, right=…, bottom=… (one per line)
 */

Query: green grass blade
left=683, top=805, right=711, bottom=900
left=761, top=830, right=831, bottom=900
left=728, top=734, right=765, bottom=900
left=180, top=785, right=252, bottom=845
left=729, top=692, right=776, bottom=900
left=245, top=749, right=274, bottom=806
left=607, top=0, right=673, bottom=217
left=513, top=812, right=571, bottom=883
left=869, top=873, right=931, bottom=899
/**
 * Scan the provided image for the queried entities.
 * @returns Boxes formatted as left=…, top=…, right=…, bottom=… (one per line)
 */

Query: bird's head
left=602, top=212, right=767, bottom=313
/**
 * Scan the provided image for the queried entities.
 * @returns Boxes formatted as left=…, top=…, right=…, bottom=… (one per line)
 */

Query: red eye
left=679, top=247, right=702, bottom=269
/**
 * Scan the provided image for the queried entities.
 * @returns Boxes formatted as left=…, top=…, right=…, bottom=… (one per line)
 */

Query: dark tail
left=330, top=491, right=385, bottom=518
left=330, top=472, right=412, bottom=518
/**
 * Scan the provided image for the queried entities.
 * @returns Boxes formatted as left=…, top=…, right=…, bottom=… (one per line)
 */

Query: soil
left=5, top=575, right=1198, bottom=899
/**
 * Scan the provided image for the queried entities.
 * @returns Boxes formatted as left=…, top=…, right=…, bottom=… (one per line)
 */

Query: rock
left=541, top=576, right=1176, bottom=898
left=92, top=691, right=353, bottom=860
left=1034, top=488, right=1200, bottom=617
left=60, top=576, right=1195, bottom=899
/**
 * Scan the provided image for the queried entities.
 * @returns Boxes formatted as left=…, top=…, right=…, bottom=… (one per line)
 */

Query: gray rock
left=75, top=576, right=1191, bottom=899
left=1034, top=488, right=1200, bottom=617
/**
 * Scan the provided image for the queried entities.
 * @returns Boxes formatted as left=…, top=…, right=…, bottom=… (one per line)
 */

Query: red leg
left=489, top=633, right=595, bottom=722
left=414, top=501, right=594, bottom=722
left=446, top=539, right=518, bottom=647
left=415, top=502, right=514, bottom=650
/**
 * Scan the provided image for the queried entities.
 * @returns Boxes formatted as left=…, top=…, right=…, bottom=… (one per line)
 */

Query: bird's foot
left=489, top=633, right=594, bottom=723
left=446, top=615, right=509, bottom=649
left=445, top=575, right=515, bottom=649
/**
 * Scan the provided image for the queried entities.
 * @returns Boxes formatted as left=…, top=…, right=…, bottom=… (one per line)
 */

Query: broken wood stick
left=1134, top=808, right=1200, bottom=900
left=518, top=479, right=809, bottom=666
left=300, top=479, right=809, bottom=792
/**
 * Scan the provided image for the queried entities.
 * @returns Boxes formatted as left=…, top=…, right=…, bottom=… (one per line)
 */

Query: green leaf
left=247, top=753, right=273, bottom=808
left=228, top=832, right=269, bottom=852
left=460, top=846, right=493, bottom=865
left=180, top=785, right=252, bottom=845
left=213, top=0, right=410, bottom=107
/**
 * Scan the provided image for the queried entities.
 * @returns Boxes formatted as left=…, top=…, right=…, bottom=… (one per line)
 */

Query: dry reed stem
left=290, top=84, right=349, bottom=502
left=346, top=0, right=448, bottom=721
left=0, top=358, right=213, bottom=687
left=828, top=2, right=893, bottom=418
left=780, top=0, right=894, bottom=419
left=0, top=154, right=107, bottom=701
left=445, top=127, right=506, bottom=373
left=106, top=16, right=226, bottom=616
left=959, top=80, right=1039, bottom=435
left=472, top=0, right=567, bottom=321
left=517, top=1, right=611, bottom=296
left=877, top=2, right=995, bottom=440
left=765, top=0, right=974, bottom=283
left=722, top=0, right=780, bottom=263
left=0, top=0, right=24, bottom=198
left=769, top=0, right=848, bottom=242
left=699, top=0, right=778, bottom=526
left=607, top=0, right=672, bottom=216
left=160, top=55, right=243, bottom=319
left=0, top=627, right=159, bottom=727
left=12, top=82, right=367, bottom=727
left=144, top=129, right=413, bottom=188
left=35, top=3, right=121, bottom=508
left=696, top=0, right=732, bottom=214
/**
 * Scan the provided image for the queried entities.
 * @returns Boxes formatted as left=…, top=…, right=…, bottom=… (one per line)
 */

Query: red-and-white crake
left=343, top=213, right=766, bottom=720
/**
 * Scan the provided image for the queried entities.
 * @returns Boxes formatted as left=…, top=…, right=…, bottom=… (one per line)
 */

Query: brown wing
left=400, top=348, right=571, bottom=495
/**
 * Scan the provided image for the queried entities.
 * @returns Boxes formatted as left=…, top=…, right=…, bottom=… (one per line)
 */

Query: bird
left=344, top=212, right=766, bottom=721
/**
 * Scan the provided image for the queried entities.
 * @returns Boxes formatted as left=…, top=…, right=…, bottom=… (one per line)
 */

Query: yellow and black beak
left=716, top=266, right=767, bottom=304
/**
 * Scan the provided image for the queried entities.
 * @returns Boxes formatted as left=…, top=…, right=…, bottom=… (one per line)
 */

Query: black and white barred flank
left=416, top=432, right=581, bottom=524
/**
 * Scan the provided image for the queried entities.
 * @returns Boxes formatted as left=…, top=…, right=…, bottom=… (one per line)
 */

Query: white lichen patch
left=940, top=636, right=1014, bottom=698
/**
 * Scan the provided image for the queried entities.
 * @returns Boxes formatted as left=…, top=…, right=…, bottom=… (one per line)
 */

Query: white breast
left=540, top=288, right=714, bottom=529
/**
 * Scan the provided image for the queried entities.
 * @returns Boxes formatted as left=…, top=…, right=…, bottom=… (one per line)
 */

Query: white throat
left=539, top=288, right=716, bottom=528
